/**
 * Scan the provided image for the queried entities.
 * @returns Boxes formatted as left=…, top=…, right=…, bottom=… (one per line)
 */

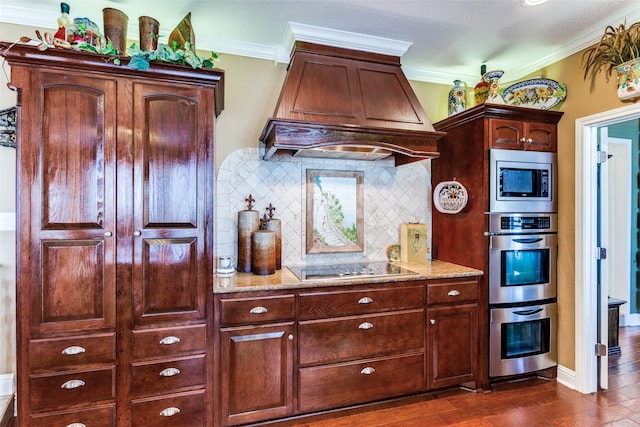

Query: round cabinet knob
left=288, top=334, right=294, bottom=341
left=430, top=319, right=436, bottom=325
left=133, top=230, right=142, bottom=237
left=104, top=231, right=112, bottom=237
left=526, top=138, right=534, bottom=144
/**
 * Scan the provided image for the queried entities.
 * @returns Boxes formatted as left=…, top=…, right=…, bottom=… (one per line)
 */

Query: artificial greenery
left=582, top=21, right=640, bottom=85
left=76, top=40, right=218, bottom=70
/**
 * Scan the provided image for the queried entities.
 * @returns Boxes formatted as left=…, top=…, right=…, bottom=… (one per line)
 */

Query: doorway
left=575, top=103, right=640, bottom=394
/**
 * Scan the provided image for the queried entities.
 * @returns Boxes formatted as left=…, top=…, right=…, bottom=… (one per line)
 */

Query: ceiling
left=2, top=0, right=640, bottom=85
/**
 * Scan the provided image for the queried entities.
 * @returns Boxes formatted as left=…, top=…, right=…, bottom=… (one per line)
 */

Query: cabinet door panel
left=26, top=73, right=117, bottom=334
left=40, top=81, right=112, bottom=229
left=524, top=122, right=557, bottom=151
left=220, top=323, right=294, bottom=426
left=427, top=304, right=478, bottom=389
left=488, top=118, right=523, bottom=149
left=132, top=83, right=212, bottom=324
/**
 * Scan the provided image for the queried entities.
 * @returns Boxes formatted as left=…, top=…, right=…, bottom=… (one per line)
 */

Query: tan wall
left=0, top=20, right=633, bottom=377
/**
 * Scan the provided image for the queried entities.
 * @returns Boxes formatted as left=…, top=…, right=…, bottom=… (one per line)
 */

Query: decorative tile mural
left=216, top=148, right=432, bottom=266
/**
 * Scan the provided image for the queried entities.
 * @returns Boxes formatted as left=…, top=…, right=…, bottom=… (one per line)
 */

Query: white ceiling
left=2, top=0, right=640, bottom=85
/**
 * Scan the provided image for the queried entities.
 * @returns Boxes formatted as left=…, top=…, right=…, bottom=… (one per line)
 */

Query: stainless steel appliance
left=287, top=261, right=418, bottom=282
left=489, top=148, right=557, bottom=213
left=488, top=212, right=558, bottom=378
left=490, top=301, right=557, bottom=377
left=488, top=214, right=557, bottom=305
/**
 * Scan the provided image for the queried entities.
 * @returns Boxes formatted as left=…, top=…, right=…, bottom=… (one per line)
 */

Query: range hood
left=259, top=42, right=446, bottom=166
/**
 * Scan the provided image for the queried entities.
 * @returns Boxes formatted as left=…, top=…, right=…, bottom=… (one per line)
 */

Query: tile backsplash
left=215, top=148, right=432, bottom=266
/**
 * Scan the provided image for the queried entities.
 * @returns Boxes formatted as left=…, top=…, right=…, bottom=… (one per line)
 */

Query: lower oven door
left=489, top=233, right=557, bottom=304
left=490, top=302, right=557, bottom=377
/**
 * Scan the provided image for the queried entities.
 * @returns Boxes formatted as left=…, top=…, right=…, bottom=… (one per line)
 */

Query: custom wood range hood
left=259, top=42, right=446, bottom=166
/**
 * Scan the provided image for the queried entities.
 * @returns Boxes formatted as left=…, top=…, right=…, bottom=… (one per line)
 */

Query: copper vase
left=103, top=8, right=129, bottom=54
left=237, top=210, right=259, bottom=273
left=138, top=16, right=159, bottom=51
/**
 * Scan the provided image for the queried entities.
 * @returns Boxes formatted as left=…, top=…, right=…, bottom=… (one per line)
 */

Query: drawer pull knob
left=159, top=367, right=181, bottom=377
left=66, top=423, right=86, bottom=427
left=358, top=297, right=373, bottom=304
left=250, top=306, right=268, bottom=314
left=61, top=379, right=85, bottom=389
left=133, top=230, right=142, bottom=237
left=526, top=138, right=534, bottom=144
left=447, top=290, right=461, bottom=296
left=159, top=336, right=181, bottom=345
left=288, top=334, right=294, bottom=340
left=358, top=322, right=374, bottom=330
left=360, top=367, right=376, bottom=375
left=159, top=407, right=181, bottom=417
left=430, top=319, right=436, bottom=325
left=61, top=346, right=86, bottom=355
left=104, top=231, right=112, bottom=237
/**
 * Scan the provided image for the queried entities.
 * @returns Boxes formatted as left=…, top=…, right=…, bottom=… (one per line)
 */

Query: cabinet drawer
left=29, top=404, right=115, bottom=427
left=132, top=324, right=206, bottom=359
left=299, top=310, right=424, bottom=365
left=427, top=279, right=478, bottom=305
left=30, top=333, right=116, bottom=370
left=299, top=286, right=424, bottom=319
left=298, top=353, right=424, bottom=413
left=131, top=354, right=206, bottom=395
left=30, top=367, right=115, bottom=410
left=219, top=294, right=295, bottom=325
left=131, top=389, right=205, bottom=427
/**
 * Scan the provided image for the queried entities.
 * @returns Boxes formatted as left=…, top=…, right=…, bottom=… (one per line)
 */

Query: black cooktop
left=286, top=261, right=418, bottom=282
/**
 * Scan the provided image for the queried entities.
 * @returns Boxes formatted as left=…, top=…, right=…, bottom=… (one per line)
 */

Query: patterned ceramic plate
left=502, top=78, right=567, bottom=110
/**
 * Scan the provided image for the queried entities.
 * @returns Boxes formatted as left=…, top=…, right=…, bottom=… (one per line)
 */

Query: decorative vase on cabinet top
left=484, top=70, right=506, bottom=104
left=448, top=80, right=467, bottom=116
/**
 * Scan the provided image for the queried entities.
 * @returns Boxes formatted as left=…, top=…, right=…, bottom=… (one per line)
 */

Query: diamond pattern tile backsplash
left=216, top=148, right=432, bottom=266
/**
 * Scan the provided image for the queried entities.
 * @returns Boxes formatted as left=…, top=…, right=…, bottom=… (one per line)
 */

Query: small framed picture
left=306, top=169, right=364, bottom=254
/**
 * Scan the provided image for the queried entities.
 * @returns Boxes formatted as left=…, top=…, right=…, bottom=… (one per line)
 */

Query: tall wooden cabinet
left=431, top=104, right=562, bottom=390
left=3, top=44, right=224, bottom=426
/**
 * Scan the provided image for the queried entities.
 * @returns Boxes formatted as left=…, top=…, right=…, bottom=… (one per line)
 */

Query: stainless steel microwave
left=489, top=148, right=557, bottom=213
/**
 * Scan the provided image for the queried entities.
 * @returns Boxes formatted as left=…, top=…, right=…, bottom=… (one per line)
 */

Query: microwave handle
left=512, top=237, right=544, bottom=244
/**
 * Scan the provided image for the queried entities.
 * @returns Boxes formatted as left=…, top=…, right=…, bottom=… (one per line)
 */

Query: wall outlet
left=0, top=212, right=15, bottom=231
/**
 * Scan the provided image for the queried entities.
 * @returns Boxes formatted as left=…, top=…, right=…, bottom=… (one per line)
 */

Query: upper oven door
left=489, top=233, right=557, bottom=304
left=489, top=149, right=557, bottom=213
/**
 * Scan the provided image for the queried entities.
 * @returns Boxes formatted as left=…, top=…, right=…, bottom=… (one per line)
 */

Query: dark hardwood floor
left=288, top=326, right=640, bottom=427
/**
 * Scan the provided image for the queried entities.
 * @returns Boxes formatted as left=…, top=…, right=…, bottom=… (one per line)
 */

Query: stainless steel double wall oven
left=488, top=149, right=558, bottom=378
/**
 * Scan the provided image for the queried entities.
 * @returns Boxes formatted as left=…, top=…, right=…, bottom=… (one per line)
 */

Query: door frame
left=575, top=103, right=640, bottom=394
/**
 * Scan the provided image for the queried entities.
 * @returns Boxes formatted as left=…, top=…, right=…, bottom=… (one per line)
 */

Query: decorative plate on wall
left=433, top=180, right=468, bottom=214
left=502, top=78, right=567, bottom=110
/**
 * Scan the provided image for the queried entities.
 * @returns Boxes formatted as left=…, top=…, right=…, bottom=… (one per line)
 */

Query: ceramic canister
left=266, top=218, right=282, bottom=270
left=251, top=230, right=276, bottom=275
left=237, top=210, right=259, bottom=272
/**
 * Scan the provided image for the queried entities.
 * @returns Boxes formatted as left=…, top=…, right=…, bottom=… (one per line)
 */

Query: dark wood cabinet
left=216, top=294, right=296, bottom=426
left=4, top=44, right=223, bottom=426
left=214, top=276, right=480, bottom=425
left=432, top=104, right=563, bottom=391
left=489, top=118, right=557, bottom=151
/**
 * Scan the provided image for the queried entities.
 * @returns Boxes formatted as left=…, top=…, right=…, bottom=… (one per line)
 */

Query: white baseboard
left=556, top=364, right=577, bottom=391
left=0, top=374, right=14, bottom=396
left=621, top=313, right=640, bottom=327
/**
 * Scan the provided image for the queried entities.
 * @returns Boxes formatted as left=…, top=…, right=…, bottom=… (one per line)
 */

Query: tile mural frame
left=305, top=169, right=364, bottom=254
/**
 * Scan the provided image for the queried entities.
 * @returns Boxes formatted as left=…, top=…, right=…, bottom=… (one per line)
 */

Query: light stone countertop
left=214, top=260, right=483, bottom=293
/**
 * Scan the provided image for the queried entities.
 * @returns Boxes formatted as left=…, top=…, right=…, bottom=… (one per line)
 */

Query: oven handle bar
left=513, top=308, right=544, bottom=316
left=511, top=237, right=544, bottom=244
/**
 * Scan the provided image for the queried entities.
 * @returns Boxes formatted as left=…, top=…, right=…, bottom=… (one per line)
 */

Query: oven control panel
left=488, top=213, right=557, bottom=234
